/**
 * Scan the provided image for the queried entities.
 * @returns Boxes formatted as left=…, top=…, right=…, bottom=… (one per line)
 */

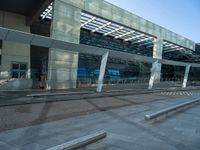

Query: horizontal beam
left=0, top=27, right=199, bottom=68
left=115, top=30, right=135, bottom=39
left=163, top=48, right=184, bottom=53
left=91, top=22, right=111, bottom=33
left=81, top=17, right=96, bottom=27
left=104, top=26, right=123, bottom=36
left=124, top=34, right=144, bottom=42
left=158, top=59, right=188, bottom=67
left=139, top=42, right=153, bottom=47
left=0, top=27, right=107, bottom=56
left=109, top=50, right=155, bottom=63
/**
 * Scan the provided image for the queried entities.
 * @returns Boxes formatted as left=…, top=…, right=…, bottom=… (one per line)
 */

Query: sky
left=106, top=0, right=200, bottom=43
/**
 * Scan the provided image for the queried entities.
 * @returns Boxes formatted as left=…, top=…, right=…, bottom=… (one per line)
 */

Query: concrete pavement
left=1, top=87, right=200, bottom=107
left=0, top=95, right=199, bottom=150
left=0, top=92, right=181, bottom=132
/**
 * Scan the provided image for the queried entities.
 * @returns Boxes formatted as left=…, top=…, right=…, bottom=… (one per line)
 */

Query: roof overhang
left=40, top=4, right=192, bottom=54
left=0, top=0, right=53, bottom=25
left=0, top=26, right=199, bottom=68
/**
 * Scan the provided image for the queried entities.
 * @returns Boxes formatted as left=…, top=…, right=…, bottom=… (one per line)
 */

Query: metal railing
left=187, top=78, right=200, bottom=86
left=77, top=77, right=187, bottom=88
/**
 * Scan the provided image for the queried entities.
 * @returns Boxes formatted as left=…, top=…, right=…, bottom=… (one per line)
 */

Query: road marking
left=159, top=91, right=200, bottom=96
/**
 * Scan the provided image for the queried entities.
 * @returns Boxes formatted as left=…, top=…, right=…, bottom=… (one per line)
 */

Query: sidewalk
left=0, top=92, right=187, bottom=132
left=0, top=87, right=199, bottom=107
left=0, top=96, right=199, bottom=150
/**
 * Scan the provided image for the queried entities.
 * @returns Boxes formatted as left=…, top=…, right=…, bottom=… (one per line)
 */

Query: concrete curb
left=144, top=98, right=200, bottom=122
left=26, top=91, right=94, bottom=97
left=46, top=130, right=106, bottom=150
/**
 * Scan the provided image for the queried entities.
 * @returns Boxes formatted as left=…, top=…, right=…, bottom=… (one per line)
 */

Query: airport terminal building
left=0, top=0, right=200, bottom=91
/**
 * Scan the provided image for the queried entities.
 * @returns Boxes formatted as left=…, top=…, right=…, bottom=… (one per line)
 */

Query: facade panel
left=47, top=0, right=81, bottom=89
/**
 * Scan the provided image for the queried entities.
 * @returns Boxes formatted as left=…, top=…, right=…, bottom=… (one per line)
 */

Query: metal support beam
left=104, top=27, right=123, bottom=36
left=148, top=60, right=159, bottom=89
left=139, top=41, right=153, bottom=47
left=163, top=47, right=184, bottom=53
left=124, top=34, right=144, bottom=42
left=91, top=22, right=111, bottom=33
left=81, top=17, right=96, bottom=27
left=163, top=44, right=175, bottom=49
left=41, top=2, right=53, bottom=19
left=115, top=30, right=135, bottom=39
left=131, top=37, right=153, bottom=45
left=182, top=64, right=191, bottom=88
left=96, top=51, right=109, bottom=92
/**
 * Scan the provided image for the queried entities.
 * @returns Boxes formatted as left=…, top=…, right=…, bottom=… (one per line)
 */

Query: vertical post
left=182, top=64, right=191, bottom=88
left=96, top=51, right=109, bottom=92
left=47, top=0, right=81, bottom=89
left=148, top=38, right=163, bottom=89
left=152, top=38, right=163, bottom=82
left=148, top=60, right=159, bottom=89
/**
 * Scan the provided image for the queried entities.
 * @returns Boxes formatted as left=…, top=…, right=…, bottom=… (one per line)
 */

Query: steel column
left=96, top=51, right=109, bottom=92
left=182, top=64, right=191, bottom=88
left=148, top=60, right=159, bottom=89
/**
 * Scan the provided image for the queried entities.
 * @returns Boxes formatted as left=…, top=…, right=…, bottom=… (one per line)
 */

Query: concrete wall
left=152, top=38, right=163, bottom=82
left=0, top=11, right=30, bottom=79
left=59, top=0, right=195, bottom=50
left=47, top=0, right=81, bottom=89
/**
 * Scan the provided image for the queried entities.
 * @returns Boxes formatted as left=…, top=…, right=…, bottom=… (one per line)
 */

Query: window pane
left=12, top=64, right=19, bottom=70
left=20, top=64, right=27, bottom=70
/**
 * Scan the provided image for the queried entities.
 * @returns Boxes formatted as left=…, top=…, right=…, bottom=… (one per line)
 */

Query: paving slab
left=0, top=96, right=199, bottom=150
